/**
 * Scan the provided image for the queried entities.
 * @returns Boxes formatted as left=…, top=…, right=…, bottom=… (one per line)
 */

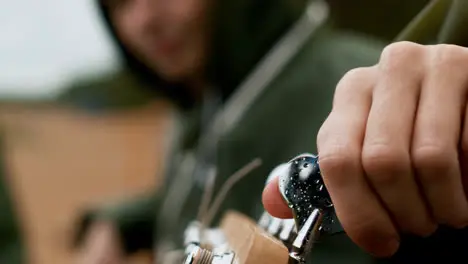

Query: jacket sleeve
left=74, top=191, right=161, bottom=254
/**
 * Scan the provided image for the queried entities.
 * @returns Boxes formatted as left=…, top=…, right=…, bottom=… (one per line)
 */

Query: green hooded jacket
left=70, top=0, right=468, bottom=263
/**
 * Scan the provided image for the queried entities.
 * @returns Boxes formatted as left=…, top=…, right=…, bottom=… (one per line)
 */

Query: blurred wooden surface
left=0, top=101, right=174, bottom=264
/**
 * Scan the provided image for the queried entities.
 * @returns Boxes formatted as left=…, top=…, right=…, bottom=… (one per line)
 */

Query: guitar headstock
left=219, top=211, right=290, bottom=264
left=182, top=210, right=291, bottom=264
left=180, top=153, right=338, bottom=264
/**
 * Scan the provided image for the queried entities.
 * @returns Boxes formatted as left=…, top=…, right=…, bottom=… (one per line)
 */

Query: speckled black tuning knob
left=278, top=153, right=340, bottom=234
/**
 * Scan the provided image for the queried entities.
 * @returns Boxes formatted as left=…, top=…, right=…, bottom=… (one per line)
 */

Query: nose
left=130, top=0, right=161, bottom=28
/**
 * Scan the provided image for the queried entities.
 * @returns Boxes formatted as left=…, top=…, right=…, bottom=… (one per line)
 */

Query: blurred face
left=105, top=0, right=209, bottom=82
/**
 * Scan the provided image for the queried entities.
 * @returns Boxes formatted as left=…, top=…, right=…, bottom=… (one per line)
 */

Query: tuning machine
left=178, top=153, right=339, bottom=264
left=184, top=244, right=235, bottom=264
left=274, top=153, right=338, bottom=263
left=182, top=221, right=235, bottom=264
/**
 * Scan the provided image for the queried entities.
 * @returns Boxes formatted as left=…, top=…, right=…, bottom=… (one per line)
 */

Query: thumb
left=262, top=176, right=293, bottom=218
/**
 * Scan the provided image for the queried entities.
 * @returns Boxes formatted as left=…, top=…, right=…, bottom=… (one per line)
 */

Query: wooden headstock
left=219, top=210, right=289, bottom=264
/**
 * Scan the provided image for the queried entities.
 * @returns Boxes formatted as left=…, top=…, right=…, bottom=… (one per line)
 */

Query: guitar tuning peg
left=278, top=219, right=296, bottom=242
left=184, top=221, right=202, bottom=246
left=212, top=252, right=236, bottom=264
left=267, top=217, right=283, bottom=236
left=184, top=244, right=235, bottom=264
left=266, top=163, right=288, bottom=184
left=288, top=208, right=324, bottom=263
left=279, top=153, right=333, bottom=229
left=258, top=211, right=272, bottom=229
left=184, top=244, right=214, bottom=264
left=277, top=153, right=336, bottom=263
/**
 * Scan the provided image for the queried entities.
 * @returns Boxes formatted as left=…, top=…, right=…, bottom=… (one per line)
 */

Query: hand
left=263, top=42, right=468, bottom=257
left=75, top=220, right=124, bottom=264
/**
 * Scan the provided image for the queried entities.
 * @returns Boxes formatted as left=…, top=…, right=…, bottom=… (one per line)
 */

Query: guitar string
left=197, top=167, right=217, bottom=222
left=201, top=158, right=262, bottom=229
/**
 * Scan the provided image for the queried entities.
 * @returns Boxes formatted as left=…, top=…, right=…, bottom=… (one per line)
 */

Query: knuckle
left=380, top=41, right=424, bottom=72
left=335, top=67, right=375, bottom=94
left=406, top=220, right=437, bottom=237
left=411, top=144, right=453, bottom=174
left=346, top=222, right=376, bottom=247
left=430, top=44, right=468, bottom=69
left=317, top=117, right=332, bottom=138
left=344, top=218, right=398, bottom=257
left=316, top=124, right=330, bottom=149
left=318, top=148, right=360, bottom=186
left=441, top=214, right=468, bottom=229
left=362, top=144, right=409, bottom=184
left=340, top=67, right=375, bottom=85
left=417, top=224, right=437, bottom=237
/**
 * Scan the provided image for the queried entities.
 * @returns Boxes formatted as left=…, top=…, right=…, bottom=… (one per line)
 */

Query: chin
left=159, top=68, right=191, bottom=83
left=155, top=62, right=197, bottom=83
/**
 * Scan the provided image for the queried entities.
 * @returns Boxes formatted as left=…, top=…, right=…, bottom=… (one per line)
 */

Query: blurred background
left=0, top=0, right=431, bottom=263
left=1, top=2, right=173, bottom=263
left=1, top=1, right=117, bottom=99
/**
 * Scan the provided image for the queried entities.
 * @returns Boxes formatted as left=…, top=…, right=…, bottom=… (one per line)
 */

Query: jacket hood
left=206, top=0, right=306, bottom=98
left=96, top=1, right=193, bottom=109
left=96, top=0, right=306, bottom=108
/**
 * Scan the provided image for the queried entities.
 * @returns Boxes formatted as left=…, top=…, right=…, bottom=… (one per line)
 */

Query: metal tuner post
left=182, top=221, right=235, bottom=264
